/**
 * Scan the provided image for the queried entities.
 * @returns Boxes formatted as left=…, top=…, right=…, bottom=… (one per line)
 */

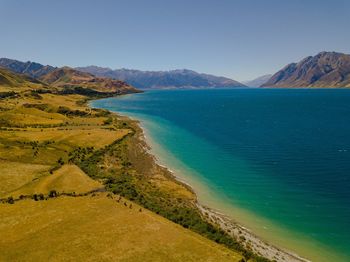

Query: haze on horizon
left=0, top=0, right=349, bottom=82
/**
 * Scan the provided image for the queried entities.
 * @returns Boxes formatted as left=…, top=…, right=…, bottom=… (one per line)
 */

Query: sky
left=0, top=0, right=349, bottom=81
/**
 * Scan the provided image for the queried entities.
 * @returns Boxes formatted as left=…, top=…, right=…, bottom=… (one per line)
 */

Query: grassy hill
left=5, top=164, right=103, bottom=198
left=0, top=68, right=46, bottom=91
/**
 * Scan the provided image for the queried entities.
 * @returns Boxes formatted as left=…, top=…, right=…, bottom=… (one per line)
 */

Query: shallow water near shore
left=91, top=88, right=350, bottom=261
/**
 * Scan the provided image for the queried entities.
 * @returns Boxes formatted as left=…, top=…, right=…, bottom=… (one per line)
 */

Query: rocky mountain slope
left=262, top=52, right=350, bottom=88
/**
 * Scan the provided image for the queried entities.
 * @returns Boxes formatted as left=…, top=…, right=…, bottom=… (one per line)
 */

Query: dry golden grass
left=0, top=194, right=242, bottom=262
left=7, top=164, right=102, bottom=198
left=0, top=86, right=13, bottom=92
left=2, top=128, right=130, bottom=149
left=40, top=93, right=87, bottom=110
left=0, top=107, right=67, bottom=125
left=0, top=160, right=50, bottom=197
left=69, top=116, right=108, bottom=126
left=0, top=142, right=66, bottom=166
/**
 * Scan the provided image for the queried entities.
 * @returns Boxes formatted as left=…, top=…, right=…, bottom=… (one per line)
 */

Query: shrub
left=7, top=196, right=14, bottom=204
left=49, top=190, right=58, bottom=198
left=57, top=106, right=89, bottom=117
left=32, top=194, right=38, bottom=201
left=57, top=157, right=64, bottom=165
left=103, top=117, right=113, bottom=125
left=0, top=91, right=17, bottom=99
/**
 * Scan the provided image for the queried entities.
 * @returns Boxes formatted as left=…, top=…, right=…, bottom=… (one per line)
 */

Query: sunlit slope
left=0, top=194, right=242, bottom=262
left=0, top=161, right=50, bottom=196
left=6, top=164, right=103, bottom=198
left=0, top=68, right=44, bottom=88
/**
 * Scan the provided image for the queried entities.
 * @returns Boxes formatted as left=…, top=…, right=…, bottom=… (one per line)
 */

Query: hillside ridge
left=0, top=58, right=56, bottom=78
left=262, top=52, right=350, bottom=88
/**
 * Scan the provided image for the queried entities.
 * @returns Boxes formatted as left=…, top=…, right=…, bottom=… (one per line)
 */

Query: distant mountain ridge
left=243, top=74, right=272, bottom=87
left=75, top=66, right=245, bottom=89
left=262, top=52, right=350, bottom=88
left=0, top=58, right=56, bottom=78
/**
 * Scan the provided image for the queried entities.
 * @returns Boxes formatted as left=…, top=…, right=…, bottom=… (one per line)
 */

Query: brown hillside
left=40, top=67, right=140, bottom=93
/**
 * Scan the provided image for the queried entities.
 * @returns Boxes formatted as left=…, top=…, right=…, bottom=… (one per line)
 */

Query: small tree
left=7, top=196, right=14, bottom=204
left=49, top=190, right=57, bottom=198
left=33, top=194, right=38, bottom=201
left=57, top=157, right=64, bottom=165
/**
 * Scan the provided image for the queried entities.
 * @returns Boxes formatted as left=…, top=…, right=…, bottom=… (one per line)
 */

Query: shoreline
left=99, top=102, right=310, bottom=262
left=135, top=119, right=309, bottom=262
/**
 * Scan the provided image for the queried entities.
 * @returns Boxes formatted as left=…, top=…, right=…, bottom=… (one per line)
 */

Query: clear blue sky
left=0, top=0, right=349, bottom=81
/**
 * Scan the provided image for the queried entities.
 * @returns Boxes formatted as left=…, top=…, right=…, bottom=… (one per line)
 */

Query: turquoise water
left=91, top=89, right=350, bottom=261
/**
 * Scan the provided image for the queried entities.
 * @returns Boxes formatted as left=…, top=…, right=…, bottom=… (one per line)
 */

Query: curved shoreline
left=134, top=118, right=309, bottom=262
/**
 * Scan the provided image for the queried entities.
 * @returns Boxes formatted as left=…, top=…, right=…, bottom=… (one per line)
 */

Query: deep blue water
left=91, top=89, right=350, bottom=261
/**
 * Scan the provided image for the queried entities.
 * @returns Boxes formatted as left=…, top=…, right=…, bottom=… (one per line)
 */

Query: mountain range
left=2, top=52, right=350, bottom=89
left=262, top=52, right=350, bottom=88
left=0, top=58, right=245, bottom=89
left=75, top=67, right=245, bottom=89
